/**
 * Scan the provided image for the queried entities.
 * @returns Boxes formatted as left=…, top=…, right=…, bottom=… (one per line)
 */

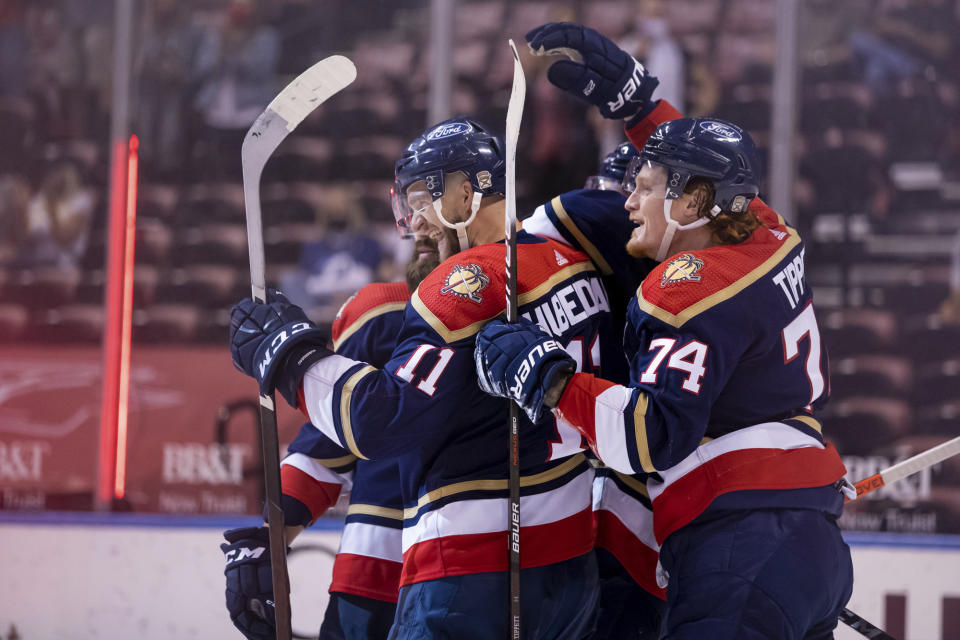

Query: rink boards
left=1, top=513, right=958, bottom=640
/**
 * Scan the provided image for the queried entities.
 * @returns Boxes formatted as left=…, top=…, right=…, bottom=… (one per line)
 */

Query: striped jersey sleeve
left=280, top=281, right=409, bottom=526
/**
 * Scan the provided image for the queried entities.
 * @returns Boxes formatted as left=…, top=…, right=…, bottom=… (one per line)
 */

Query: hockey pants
left=319, top=591, right=397, bottom=640
left=658, top=508, right=854, bottom=640
left=388, top=551, right=599, bottom=639
left=588, top=548, right=665, bottom=640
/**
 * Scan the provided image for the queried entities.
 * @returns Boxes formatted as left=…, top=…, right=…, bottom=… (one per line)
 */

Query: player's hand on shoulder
left=229, top=290, right=333, bottom=408
left=525, top=22, right=659, bottom=120
left=221, top=526, right=276, bottom=640
left=474, top=318, right=576, bottom=422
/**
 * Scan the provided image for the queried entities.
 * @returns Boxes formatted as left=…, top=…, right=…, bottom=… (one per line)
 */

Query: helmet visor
left=621, top=156, right=644, bottom=195
left=391, top=182, right=415, bottom=238
left=622, top=157, right=669, bottom=198
left=584, top=175, right=627, bottom=193
left=391, top=178, right=446, bottom=239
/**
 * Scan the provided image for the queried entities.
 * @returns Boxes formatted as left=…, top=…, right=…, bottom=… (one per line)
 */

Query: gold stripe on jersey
left=314, top=453, right=358, bottom=469
left=410, top=261, right=595, bottom=343
left=410, top=289, right=498, bottom=343
left=347, top=503, right=405, bottom=520
left=633, top=393, right=657, bottom=473
left=517, top=261, right=594, bottom=306
left=787, top=414, right=823, bottom=434
left=333, top=301, right=408, bottom=351
left=550, top=196, right=614, bottom=275
left=612, top=470, right=650, bottom=499
left=637, top=228, right=800, bottom=328
left=340, top=365, right=377, bottom=460
left=402, top=453, right=587, bottom=520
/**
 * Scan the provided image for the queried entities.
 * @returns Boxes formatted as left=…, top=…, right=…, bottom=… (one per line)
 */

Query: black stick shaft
left=840, top=606, right=898, bottom=640
left=258, top=394, right=292, bottom=640
left=506, top=232, right=521, bottom=639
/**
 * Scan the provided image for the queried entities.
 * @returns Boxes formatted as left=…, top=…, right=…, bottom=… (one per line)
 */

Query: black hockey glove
left=475, top=318, right=576, bottom=423
left=221, top=527, right=276, bottom=640
left=526, top=22, right=659, bottom=121
left=229, top=290, right=332, bottom=408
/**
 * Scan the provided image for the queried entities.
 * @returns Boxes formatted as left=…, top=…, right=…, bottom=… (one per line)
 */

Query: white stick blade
left=882, top=435, right=960, bottom=484
left=504, top=39, right=526, bottom=232
left=268, top=55, right=357, bottom=131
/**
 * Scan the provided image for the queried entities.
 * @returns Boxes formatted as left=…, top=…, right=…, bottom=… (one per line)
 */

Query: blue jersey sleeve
left=527, top=188, right=656, bottom=294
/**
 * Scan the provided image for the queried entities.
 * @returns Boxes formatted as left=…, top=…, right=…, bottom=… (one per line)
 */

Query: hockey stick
left=849, top=435, right=960, bottom=500
left=504, top=39, right=526, bottom=640
left=833, top=438, right=960, bottom=639
left=839, top=607, right=897, bottom=640
left=240, top=55, right=357, bottom=640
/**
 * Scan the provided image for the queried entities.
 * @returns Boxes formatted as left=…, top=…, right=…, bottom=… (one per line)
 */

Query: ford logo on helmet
left=427, top=122, right=472, bottom=140
left=698, top=121, right=741, bottom=141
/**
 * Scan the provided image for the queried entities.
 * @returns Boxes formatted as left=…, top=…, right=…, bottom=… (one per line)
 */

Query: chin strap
left=654, top=200, right=720, bottom=262
left=435, top=191, right=483, bottom=252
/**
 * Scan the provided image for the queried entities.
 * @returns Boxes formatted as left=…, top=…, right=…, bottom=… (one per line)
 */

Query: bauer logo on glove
left=509, top=339, right=565, bottom=397
left=608, top=58, right=650, bottom=115
left=525, top=22, right=659, bottom=121
left=475, top=318, right=575, bottom=423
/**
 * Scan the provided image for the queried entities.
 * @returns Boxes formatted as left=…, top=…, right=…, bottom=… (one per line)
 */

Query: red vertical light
left=97, top=139, right=128, bottom=506
left=114, top=134, right=139, bottom=500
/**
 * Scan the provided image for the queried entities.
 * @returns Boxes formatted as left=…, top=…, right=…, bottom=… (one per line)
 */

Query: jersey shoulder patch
left=638, top=204, right=800, bottom=327
left=411, top=235, right=595, bottom=342
left=411, top=244, right=507, bottom=343
left=332, top=281, right=410, bottom=350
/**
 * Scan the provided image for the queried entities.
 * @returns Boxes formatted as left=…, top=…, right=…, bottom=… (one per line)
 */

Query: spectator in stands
left=798, top=0, right=867, bottom=74
left=849, top=0, right=956, bottom=90
left=280, top=188, right=382, bottom=314
left=15, top=161, right=93, bottom=270
left=191, top=0, right=279, bottom=181
left=590, top=0, right=688, bottom=161
left=136, top=0, right=203, bottom=180
left=0, top=174, right=31, bottom=265
left=0, top=0, right=28, bottom=99
left=620, top=0, right=684, bottom=110
left=24, top=3, right=84, bottom=140
left=941, top=231, right=960, bottom=326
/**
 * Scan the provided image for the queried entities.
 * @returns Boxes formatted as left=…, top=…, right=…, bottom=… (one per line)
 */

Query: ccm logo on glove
left=257, top=321, right=315, bottom=377
left=224, top=544, right=267, bottom=564
left=510, top=339, right=564, bottom=396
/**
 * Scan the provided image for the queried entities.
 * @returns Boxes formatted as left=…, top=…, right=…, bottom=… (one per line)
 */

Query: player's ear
left=459, top=175, right=473, bottom=206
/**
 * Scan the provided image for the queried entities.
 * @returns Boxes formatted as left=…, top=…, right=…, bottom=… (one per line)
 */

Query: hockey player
left=584, top=141, right=640, bottom=194
left=474, top=23, right=854, bottom=640
left=221, top=280, right=409, bottom=640
left=557, top=143, right=669, bottom=639
left=527, top=142, right=666, bottom=639
left=228, top=119, right=618, bottom=639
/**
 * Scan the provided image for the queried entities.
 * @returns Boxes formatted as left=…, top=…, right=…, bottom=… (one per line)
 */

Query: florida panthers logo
left=440, top=264, right=490, bottom=303
left=661, top=253, right=705, bottom=287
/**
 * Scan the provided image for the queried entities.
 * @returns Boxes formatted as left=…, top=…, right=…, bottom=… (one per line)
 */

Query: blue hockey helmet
left=584, top=141, right=639, bottom=193
left=625, top=117, right=761, bottom=214
left=392, top=117, right=505, bottom=243
left=622, top=117, right=761, bottom=261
